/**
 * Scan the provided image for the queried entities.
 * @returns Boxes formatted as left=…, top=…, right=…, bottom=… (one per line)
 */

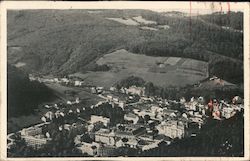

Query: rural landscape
left=7, top=9, right=244, bottom=157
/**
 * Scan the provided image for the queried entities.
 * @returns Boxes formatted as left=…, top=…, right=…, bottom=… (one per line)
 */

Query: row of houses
left=29, top=75, right=84, bottom=87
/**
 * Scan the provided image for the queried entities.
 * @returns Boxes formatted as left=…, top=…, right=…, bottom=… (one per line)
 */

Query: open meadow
left=72, top=49, right=208, bottom=88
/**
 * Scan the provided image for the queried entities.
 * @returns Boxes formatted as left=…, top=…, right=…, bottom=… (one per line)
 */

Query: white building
left=95, top=129, right=116, bottom=146
left=126, top=86, right=145, bottom=96
left=20, top=125, right=51, bottom=149
left=124, top=113, right=139, bottom=124
left=222, top=107, right=235, bottom=119
left=76, top=141, right=100, bottom=156
left=75, top=80, right=83, bottom=86
left=156, top=120, right=185, bottom=139
left=90, top=115, right=110, bottom=127
left=142, top=140, right=161, bottom=151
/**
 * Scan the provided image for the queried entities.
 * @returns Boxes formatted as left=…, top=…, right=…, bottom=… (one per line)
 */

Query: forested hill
left=7, top=64, right=55, bottom=117
left=199, top=11, right=243, bottom=31
left=7, top=10, right=243, bottom=84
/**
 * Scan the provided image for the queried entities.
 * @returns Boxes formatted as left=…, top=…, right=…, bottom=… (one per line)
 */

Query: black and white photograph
left=1, top=1, right=249, bottom=160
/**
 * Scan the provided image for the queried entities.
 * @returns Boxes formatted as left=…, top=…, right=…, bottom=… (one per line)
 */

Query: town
left=7, top=75, right=244, bottom=157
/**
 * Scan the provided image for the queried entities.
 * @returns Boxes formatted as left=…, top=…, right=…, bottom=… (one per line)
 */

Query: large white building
left=20, top=125, right=51, bottom=149
left=90, top=115, right=110, bottom=127
left=156, top=120, right=185, bottom=139
left=95, top=129, right=116, bottom=146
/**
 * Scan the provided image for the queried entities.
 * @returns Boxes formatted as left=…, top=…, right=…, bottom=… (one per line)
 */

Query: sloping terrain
left=77, top=49, right=208, bottom=87
left=199, top=11, right=243, bottom=31
left=7, top=64, right=55, bottom=118
left=7, top=10, right=243, bottom=84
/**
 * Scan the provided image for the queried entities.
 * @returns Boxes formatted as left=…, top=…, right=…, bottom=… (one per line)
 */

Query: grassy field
left=72, top=49, right=208, bottom=88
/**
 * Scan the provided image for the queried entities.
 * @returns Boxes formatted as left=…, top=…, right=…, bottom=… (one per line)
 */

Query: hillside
left=199, top=11, right=243, bottom=31
left=7, top=10, right=243, bottom=84
left=7, top=64, right=55, bottom=118
left=70, top=49, right=208, bottom=87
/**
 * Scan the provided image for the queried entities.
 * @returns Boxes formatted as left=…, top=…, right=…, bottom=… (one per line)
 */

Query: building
left=90, top=115, right=110, bottom=127
left=76, top=141, right=100, bottom=156
left=151, top=105, right=163, bottom=114
left=134, top=109, right=155, bottom=119
left=221, top=107, right=235, bottom=119
left=110, top=86, right=117, bottom=91
left=125, top=86, right=145, bottom=96
left=61, top=78, right=70, bottom=84
left=115, top=124, right=146, bottom=139
left=124, top=113, right=139, bottom=124
left=91, top=87, right=97, bottom=94
left=20, top=125, right=51, bottom=149
left=162, top=108, right=177, bottom=118
left=115, top=138, right=138, bottom=148
left=141, top=140, right=161, bottom=151
left=21, top=135, right=51, bottom=149
left=74, top=80, right=83, bottom=86
left=97, top=145, right=117, bottom=156
left=95, top=128, right=116, bottom=146
left=21, top=126, right=42, bottom=136
left=156, top=120, right=185, bottom=139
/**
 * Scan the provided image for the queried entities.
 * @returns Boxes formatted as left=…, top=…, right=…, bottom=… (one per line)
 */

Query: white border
left=0, top=1, right=249, bottom=161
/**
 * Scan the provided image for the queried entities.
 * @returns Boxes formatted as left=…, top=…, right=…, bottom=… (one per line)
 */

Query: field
left=132, top=16, right=157, bottom=25
left=106, top=18, right=139, bottom=26
left=72, top=49, right=208, bottom=88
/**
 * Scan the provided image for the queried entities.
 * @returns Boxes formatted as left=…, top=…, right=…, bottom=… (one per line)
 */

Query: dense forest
left=199, top=11, right=243, bottom=30
left=7, top=64, right=55, bottom=117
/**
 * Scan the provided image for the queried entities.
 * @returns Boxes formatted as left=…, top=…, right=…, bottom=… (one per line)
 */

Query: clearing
left=72, top=49, right=208, bottom=88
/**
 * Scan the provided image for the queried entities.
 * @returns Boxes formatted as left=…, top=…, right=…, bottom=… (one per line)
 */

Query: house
left=115, top=124, right=146, bottom=139
left=95, top=128, right=116, bottom=146
left=20, top=125, right=51, bottom=149
left=154, top=134, right=172, bottom=145
left=141, top=140, right=161, bottom=151
left=115, top=138, right=138, bottom=148
left=44, top=111, right=54, bottom=121
left=180, top=97, right=186, bottom=104
left=151, top=105, right=163, bottom=114
left=125, top=86, right=145, bottom=96
left=74, top=80, right=83, bottom=86
left=97, top=145, right=117, bottom=156
left=110, top=87, right=117, bottom=91
left=76, top=141, right=100, bottom=156
left=91, top=87, right=97, bottom=94
left=124, top=113, right=139, bottom=124
left=107, top=94, right=113, bottom=100
left=221, top=107, right=235, bottom=119
left=162, top=108, right=177, bottom=118
left=156, top=120, right=185, bottom=139
left=61, top=78, right=70, bottom=84
left=96, top=87, right=104, bottom=94
left=90, top=115, right=110, bottom=127
left=134, top=109, right=155, bottom=119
